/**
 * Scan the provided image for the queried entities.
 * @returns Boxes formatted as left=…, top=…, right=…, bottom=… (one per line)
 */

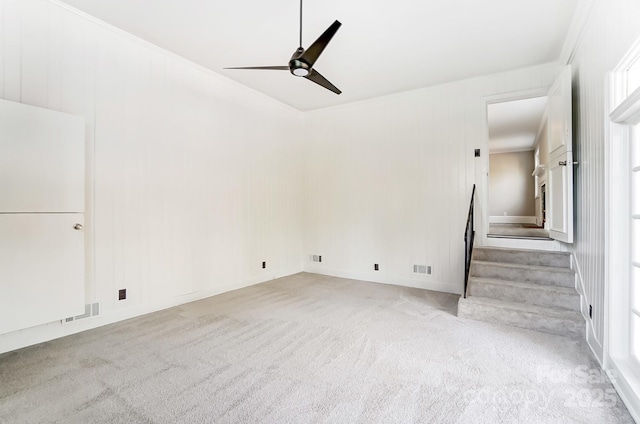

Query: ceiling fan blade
left=224, top=66, right=289, bottom=70
left=300, top=20, right=341, bottom=67
left=304, top=69, right=341, bottom=95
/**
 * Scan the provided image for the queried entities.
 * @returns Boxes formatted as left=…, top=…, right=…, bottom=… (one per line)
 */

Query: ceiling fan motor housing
left=289, top=48, right=311, bottom=76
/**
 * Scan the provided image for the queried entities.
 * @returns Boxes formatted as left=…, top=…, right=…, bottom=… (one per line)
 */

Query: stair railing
left=463, top=184, right=476, bottom=298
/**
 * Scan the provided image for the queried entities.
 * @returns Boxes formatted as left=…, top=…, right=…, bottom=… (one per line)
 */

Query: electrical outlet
left=118, top=289, right=126, bottom=301
left=262, top=261, right=266, bottom=269
left=589, top=305, right=593, bottom=319
left=374, top=264, right=379, bottom=271
left=474, top=148, right=481, bottom=157
left=427, top=266, right=432, bottom=275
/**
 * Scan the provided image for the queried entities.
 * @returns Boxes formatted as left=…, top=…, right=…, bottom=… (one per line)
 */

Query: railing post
left=463, top=184, right=476, bottom=299
left=464, top=237, right=468, bottom=298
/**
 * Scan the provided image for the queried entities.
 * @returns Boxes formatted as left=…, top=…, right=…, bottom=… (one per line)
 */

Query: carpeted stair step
left=467, top=277, right=580, bottom=311
left=457, top=296, right=583, bottom=338
left=471, top=261, right=575, bottom=288
left=473, top=247, right=570, bottom=268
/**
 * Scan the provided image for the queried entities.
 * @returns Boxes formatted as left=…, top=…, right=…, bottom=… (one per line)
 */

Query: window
left=607, top=37, right=640, bottom=403
left=628, top=57, right=640, bottom=96
left=631, top=123, right=640, bottom=367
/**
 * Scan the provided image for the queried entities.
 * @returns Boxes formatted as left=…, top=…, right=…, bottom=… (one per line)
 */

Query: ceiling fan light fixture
left=292, top=67, right=310, bottom=77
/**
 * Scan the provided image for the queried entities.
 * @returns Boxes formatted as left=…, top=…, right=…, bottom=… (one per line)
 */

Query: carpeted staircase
left=457, top=246, right=584, bottom=338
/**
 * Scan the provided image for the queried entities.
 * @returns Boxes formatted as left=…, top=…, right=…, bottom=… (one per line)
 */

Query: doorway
left=486, top=96, right=550, bottom=240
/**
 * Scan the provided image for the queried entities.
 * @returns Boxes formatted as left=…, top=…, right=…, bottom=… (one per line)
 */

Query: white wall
left=303, top=65, right=562, bottom=294
left=489, top=151, right=536, bottom=218
left=0, top=0, right=304, bottom=353
left=568, top=0, right=640, bottom=361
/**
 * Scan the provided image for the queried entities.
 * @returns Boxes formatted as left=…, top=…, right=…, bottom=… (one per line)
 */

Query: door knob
left=73, top=223, right=83, bottom=230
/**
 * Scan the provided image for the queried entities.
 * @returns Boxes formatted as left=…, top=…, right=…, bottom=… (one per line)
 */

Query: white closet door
left=0, top=214, right=85, bottom=334
left=0, top=99, right=84, bottom=213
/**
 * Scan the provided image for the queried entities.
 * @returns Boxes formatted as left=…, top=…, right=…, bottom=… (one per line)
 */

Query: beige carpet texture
left=0, top=273, right=633, bottom=423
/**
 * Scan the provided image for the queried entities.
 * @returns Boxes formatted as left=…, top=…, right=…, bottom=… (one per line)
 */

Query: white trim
left=605, top=356, right=640, bottom=423
left=488, top=147, right=535, bottom=154
left=613, top=36, right=640, bottom=98
left=611, top=86, right=640, bottom=124
left=532, top=165, right=546, bottom=177
left=482, top=237, right=565, bottom=251
left=588, top=327, right=604, bottom=365
left=604, top=70, right=614, bottom=382
left=483, top=88, right=550, bottom=106
left=604, top=37, right=640, bottom=422
left=573, top=251, right=603, bottom=363
left=480, top=86, right=554, bottom=248
left=559, top=0, right=597, bottom=65
left=533, top=107, right=550, bottom=150
left=606, top=58, right=637, bottom=363
left=489, top=215, right=537, bottom=224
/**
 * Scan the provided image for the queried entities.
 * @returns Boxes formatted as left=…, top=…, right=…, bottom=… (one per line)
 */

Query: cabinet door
left=548, top=150, right=574, bottom=243
left=0, top=214, right=85, bottom=334
left=547, top=66, right=574, bottom=243
left=547, top=66, right=573, bottom=157
left=0, top=99, right=84, bottom=213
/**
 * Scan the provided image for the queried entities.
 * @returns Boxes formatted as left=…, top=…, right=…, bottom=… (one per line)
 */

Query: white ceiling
left=487, top=96, right=548, bottom=154
left=59, top=0, right=579, bottom=111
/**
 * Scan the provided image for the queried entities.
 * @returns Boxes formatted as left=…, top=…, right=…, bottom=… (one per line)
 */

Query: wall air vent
left=413, top=265, right=431, bottom=275
left=62, top=303, right=100, bottom=324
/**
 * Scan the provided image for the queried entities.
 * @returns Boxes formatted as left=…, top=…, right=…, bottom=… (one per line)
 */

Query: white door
left=0, top=214, right=85, bottom=334
left=547, top=66, right=574, bottom=243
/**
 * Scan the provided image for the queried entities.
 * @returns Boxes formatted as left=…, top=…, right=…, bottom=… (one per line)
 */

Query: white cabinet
left=0, top=99, right=85, bottom=334
left=0, top=100, right=84, bottom=213
left=0, top=214, right=85, bottom=334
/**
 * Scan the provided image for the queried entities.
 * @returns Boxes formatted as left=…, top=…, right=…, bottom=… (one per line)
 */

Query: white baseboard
left=303, top=265, right=461, bottom=295
left=489, top=215, right=537, bottom=224
left=605, top=356, right=640, bottom=423
left=572, top=252, right=604, bottom=364
left=0, top=268, right=302, bottom=355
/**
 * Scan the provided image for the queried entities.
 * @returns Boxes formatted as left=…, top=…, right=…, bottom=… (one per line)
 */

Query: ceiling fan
left=225, top=0, right=342, bottom=95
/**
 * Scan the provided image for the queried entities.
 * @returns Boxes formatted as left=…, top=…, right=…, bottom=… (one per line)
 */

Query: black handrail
left=463, top=184, right=476, bottom=298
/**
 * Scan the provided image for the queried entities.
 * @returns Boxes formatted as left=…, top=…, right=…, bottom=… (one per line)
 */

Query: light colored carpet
left=0, top=273, right=633, bottom=423
left=489, top=224, right=551, bottom=239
